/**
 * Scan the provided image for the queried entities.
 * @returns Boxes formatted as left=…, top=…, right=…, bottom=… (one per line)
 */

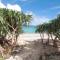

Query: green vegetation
left=36, top=15, right=60, bottom=45
left=36, top=15, right=60, bottom=60
left=0, top=54, right=4, bottom=60
left=0, top=8, right=32, bottom=58
left=0, top=8, right=32, bottom=44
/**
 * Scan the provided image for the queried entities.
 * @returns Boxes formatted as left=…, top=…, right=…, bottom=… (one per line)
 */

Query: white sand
left=17, top=33, right=55, bottom=45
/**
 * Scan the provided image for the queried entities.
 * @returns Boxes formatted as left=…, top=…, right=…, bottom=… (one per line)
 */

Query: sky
left=0, top=0, right=60, bottom=26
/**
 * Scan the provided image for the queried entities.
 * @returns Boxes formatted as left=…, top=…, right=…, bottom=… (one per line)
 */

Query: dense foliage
left=0, top=8, right=32, bottom=45
left=36, top=15, right=60, bottom=41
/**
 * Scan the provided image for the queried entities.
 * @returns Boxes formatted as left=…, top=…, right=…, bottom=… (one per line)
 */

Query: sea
left=22, top=25, right=37, bottom=33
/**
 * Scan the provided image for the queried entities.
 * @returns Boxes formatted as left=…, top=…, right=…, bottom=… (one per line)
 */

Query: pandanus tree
left=50, top=15, right=60, bottom=40
left=36, top=23, right=51, bottom=43
left=0, top=8, right=32, bottom=45
left=36, top=14, right=60, bottom=45
left=36, top=23, right=47, bottom=43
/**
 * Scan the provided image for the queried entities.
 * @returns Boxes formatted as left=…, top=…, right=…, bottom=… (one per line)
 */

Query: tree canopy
left=36, top=15, right=60, bottom=40
left=0, top=8, right=32, bottom=37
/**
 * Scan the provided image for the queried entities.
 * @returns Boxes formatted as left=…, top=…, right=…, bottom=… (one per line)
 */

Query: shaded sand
left=5, top=33, right=60, bottom=60
left=6, top=39, right=60, bottom=60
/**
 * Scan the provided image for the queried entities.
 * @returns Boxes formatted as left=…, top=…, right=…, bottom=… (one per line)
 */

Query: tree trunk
left=11, top=31, right=17, bottom=46
left=53, top=36, right=57, bottom=48
left=40, top=33, right=44, bottom=44
left=47, top=34, right=50, bottom=45
left=50, top=34, right=54, bottom=41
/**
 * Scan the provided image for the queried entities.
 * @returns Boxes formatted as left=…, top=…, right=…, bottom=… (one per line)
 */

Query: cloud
left=42, top=6, right=60, bottom=13
left=7, top=4, right=21, bottom=11
left=50, top=6, right=60, bottom=10
left=0, top=0, right=21, bottom=11
left=0, top=0, right=6, bottom=8
left=25, top=11, right=33, bottom=15
left=30, top=15, right=49, bottom=26
left=26, top=11, right=50, bottom=26
left=19, top=0, right=27, bottom=2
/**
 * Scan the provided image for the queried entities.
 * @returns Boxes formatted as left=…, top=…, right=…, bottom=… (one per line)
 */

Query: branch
left=6, top=22, right=15, bottom=30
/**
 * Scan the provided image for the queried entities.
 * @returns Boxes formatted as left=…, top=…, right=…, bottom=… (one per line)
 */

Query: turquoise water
left=22, top=25, right=37, bottom=33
